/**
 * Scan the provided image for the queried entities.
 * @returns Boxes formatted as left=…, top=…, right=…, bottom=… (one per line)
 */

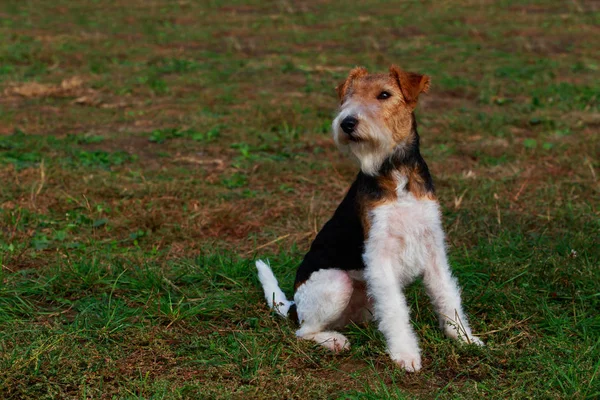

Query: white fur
left=255, top=266, right=373, bottom=352
left=294, top=269, right=355, bottom=350
left=332, top=100, right=394, bottom=175
left=363, top=174, right=482, bottom=371
left=255, top=260, right=293, bottom=317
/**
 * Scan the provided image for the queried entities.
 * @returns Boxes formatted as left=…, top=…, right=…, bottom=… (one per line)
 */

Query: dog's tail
left=255, top=259, right=294, bottom=318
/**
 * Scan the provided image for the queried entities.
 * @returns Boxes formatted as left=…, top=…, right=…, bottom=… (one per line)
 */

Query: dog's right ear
left=389, top=65, right=430, bottom=109
left=336, top=67, right=368, bottom=103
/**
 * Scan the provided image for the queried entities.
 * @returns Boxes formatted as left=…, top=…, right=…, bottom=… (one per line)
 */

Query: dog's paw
left=444, top=325, right=485, bottom=346
left=391, top=353, right=422, bottom=372
left=330, top=339, right=351, bottom=353
left=321, top=333, right=351, bottom=353
left=466, top=335, right=484, bottom=347
left=454, top=331, right=485, bottom=347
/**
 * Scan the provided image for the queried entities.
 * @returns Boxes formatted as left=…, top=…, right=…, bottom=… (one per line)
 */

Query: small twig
left=166, top=317, right=179, bottom=330
left=59, top=190, right=80, bottom=205
left=454, top=310, right=471, bottom=343
left=247, top=232, right=314, bottom=256
left=82, top=194, right=92, bottom=213
left=9, top=208, right=22, bottom=241
left=215, top=273, right=242, bottom=287
left=495, top=203, right=501, bottom=225
left=513, top=167, right=534, bottom=201
left=46, top=305, right=74, bottom=318
left=507, top=331, right=530, bottom=345
left=35, top=159, right=46, bottom=196
left=30, top=159, right=46, bottom=207
left=478, top=316, right=533, bottom=336
left=174, top=156, right=225, bottom=168
left=513, top=179, right=529, bottom=201
left=585, top=158, right=597, bottom=181
left=454, top=189, right=468, bottom=210
left=1, top=264, right=15, bottom=272
left=246, top=234, right=290, bottom=255
left=163, top=276, right=183, bottom=293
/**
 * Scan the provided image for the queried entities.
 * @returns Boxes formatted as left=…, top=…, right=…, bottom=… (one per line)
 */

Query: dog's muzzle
left=340, top=116, right=358, bottom=135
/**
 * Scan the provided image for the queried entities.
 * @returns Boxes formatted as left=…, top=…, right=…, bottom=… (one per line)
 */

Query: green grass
left=0, top=0, right=599, bottom=398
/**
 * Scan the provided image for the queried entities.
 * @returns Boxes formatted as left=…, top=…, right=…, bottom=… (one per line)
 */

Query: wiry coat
left=256, top=66, right=483, bottom=372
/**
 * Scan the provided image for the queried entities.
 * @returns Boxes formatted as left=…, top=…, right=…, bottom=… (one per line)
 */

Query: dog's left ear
left=389, top=65, right=430, bottom=108
left=336, top=67, right=368, bottom=103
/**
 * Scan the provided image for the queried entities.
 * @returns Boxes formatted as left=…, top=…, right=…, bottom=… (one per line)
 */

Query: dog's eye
left=377, top=91, right=391, bottom=100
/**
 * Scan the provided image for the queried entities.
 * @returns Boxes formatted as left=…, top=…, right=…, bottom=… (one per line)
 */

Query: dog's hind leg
left=294, top=269, right=354, bottom=352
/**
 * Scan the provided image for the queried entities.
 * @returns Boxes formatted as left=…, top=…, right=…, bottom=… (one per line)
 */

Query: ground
left=0, top=0, right=598, bottom=399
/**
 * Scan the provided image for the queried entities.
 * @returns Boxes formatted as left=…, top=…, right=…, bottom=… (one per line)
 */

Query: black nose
left=340, top=116, right=358, bottom=134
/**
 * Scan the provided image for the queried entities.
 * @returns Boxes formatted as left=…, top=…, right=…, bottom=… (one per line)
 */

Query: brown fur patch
left=358, top=174, right=399, bottom=238
left=294, top=280, right=306, bottom=291
left=389, top=65, right=430, bottom=108
left=336, top=67, right=368, bottom=102
left=405, top=167, right=437, bottom=200
left=387, top=112, right=415, bottom=148
left=359, top=204, right=371, bottom=240
left=377, top=174, right=399, bottom=197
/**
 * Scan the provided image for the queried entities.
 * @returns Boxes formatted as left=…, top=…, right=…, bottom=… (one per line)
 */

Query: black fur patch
left=288, top=303, right=299, bottom=324
left=381, top=115, right=435, bottom=194
left=293, top=173, right=369, bottom=289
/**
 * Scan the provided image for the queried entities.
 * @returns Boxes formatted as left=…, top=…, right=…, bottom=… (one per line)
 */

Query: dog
left=256, top=65, right=483, bottom=372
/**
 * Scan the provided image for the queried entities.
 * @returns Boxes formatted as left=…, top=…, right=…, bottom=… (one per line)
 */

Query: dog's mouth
left=346, top=133, right=362, bottom=142
left=336, top=134, right=364, bottom=146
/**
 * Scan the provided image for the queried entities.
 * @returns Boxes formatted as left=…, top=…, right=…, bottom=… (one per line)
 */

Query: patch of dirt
left=4, top=76, right=88, bottom=98
left=421, top=89, right=476, bottom=111
left=567, top=111, right=600, bottom=128
left=200, top=203, right=278, bottom=240
left=3, top=253, right=50, bottom=272
left=80, top=129, right=226, bottom=171
left=87, top=133, right=154, bottom=156
left=2, top=76, right=113, bottom=110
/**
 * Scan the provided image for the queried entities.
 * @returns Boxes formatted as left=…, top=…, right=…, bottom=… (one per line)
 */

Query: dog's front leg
left=364, top=258, right=422, bottom=372
left=423, top=238, right=484, bottom=346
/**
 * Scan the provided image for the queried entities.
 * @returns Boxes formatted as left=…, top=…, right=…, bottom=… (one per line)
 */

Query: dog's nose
left=340, top=116, right=358, bottom=134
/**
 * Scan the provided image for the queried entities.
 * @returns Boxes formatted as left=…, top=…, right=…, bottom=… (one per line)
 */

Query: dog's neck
left=360, top=114, right=435, bottom=200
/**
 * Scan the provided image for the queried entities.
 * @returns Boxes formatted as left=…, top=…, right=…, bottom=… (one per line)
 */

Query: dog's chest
left=370, top=173, right=441, bottom=237
left=372, top=194, right=441, bottom=237
left=369, top=193, right=441, bottom=244
left=364, top=178, right=444, bottom=277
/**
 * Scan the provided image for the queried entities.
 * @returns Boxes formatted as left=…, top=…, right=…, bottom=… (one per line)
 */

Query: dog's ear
left=336, top=67, right=368, bottom=102
left=389, top=65, right=430, bottom=108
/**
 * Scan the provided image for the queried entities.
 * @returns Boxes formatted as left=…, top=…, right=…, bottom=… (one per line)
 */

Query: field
left=0, top=0, right=599, bottom=398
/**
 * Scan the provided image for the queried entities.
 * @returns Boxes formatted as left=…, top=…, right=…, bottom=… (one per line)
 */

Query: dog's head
left=332, top=66, right=430, bottom=175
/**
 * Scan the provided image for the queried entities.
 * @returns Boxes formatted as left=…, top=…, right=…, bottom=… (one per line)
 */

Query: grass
left=0, top=0, right=598, bottom=398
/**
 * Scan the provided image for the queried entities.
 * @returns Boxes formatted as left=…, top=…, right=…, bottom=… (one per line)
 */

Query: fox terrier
left=256, top=65, right=483, bottom=372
